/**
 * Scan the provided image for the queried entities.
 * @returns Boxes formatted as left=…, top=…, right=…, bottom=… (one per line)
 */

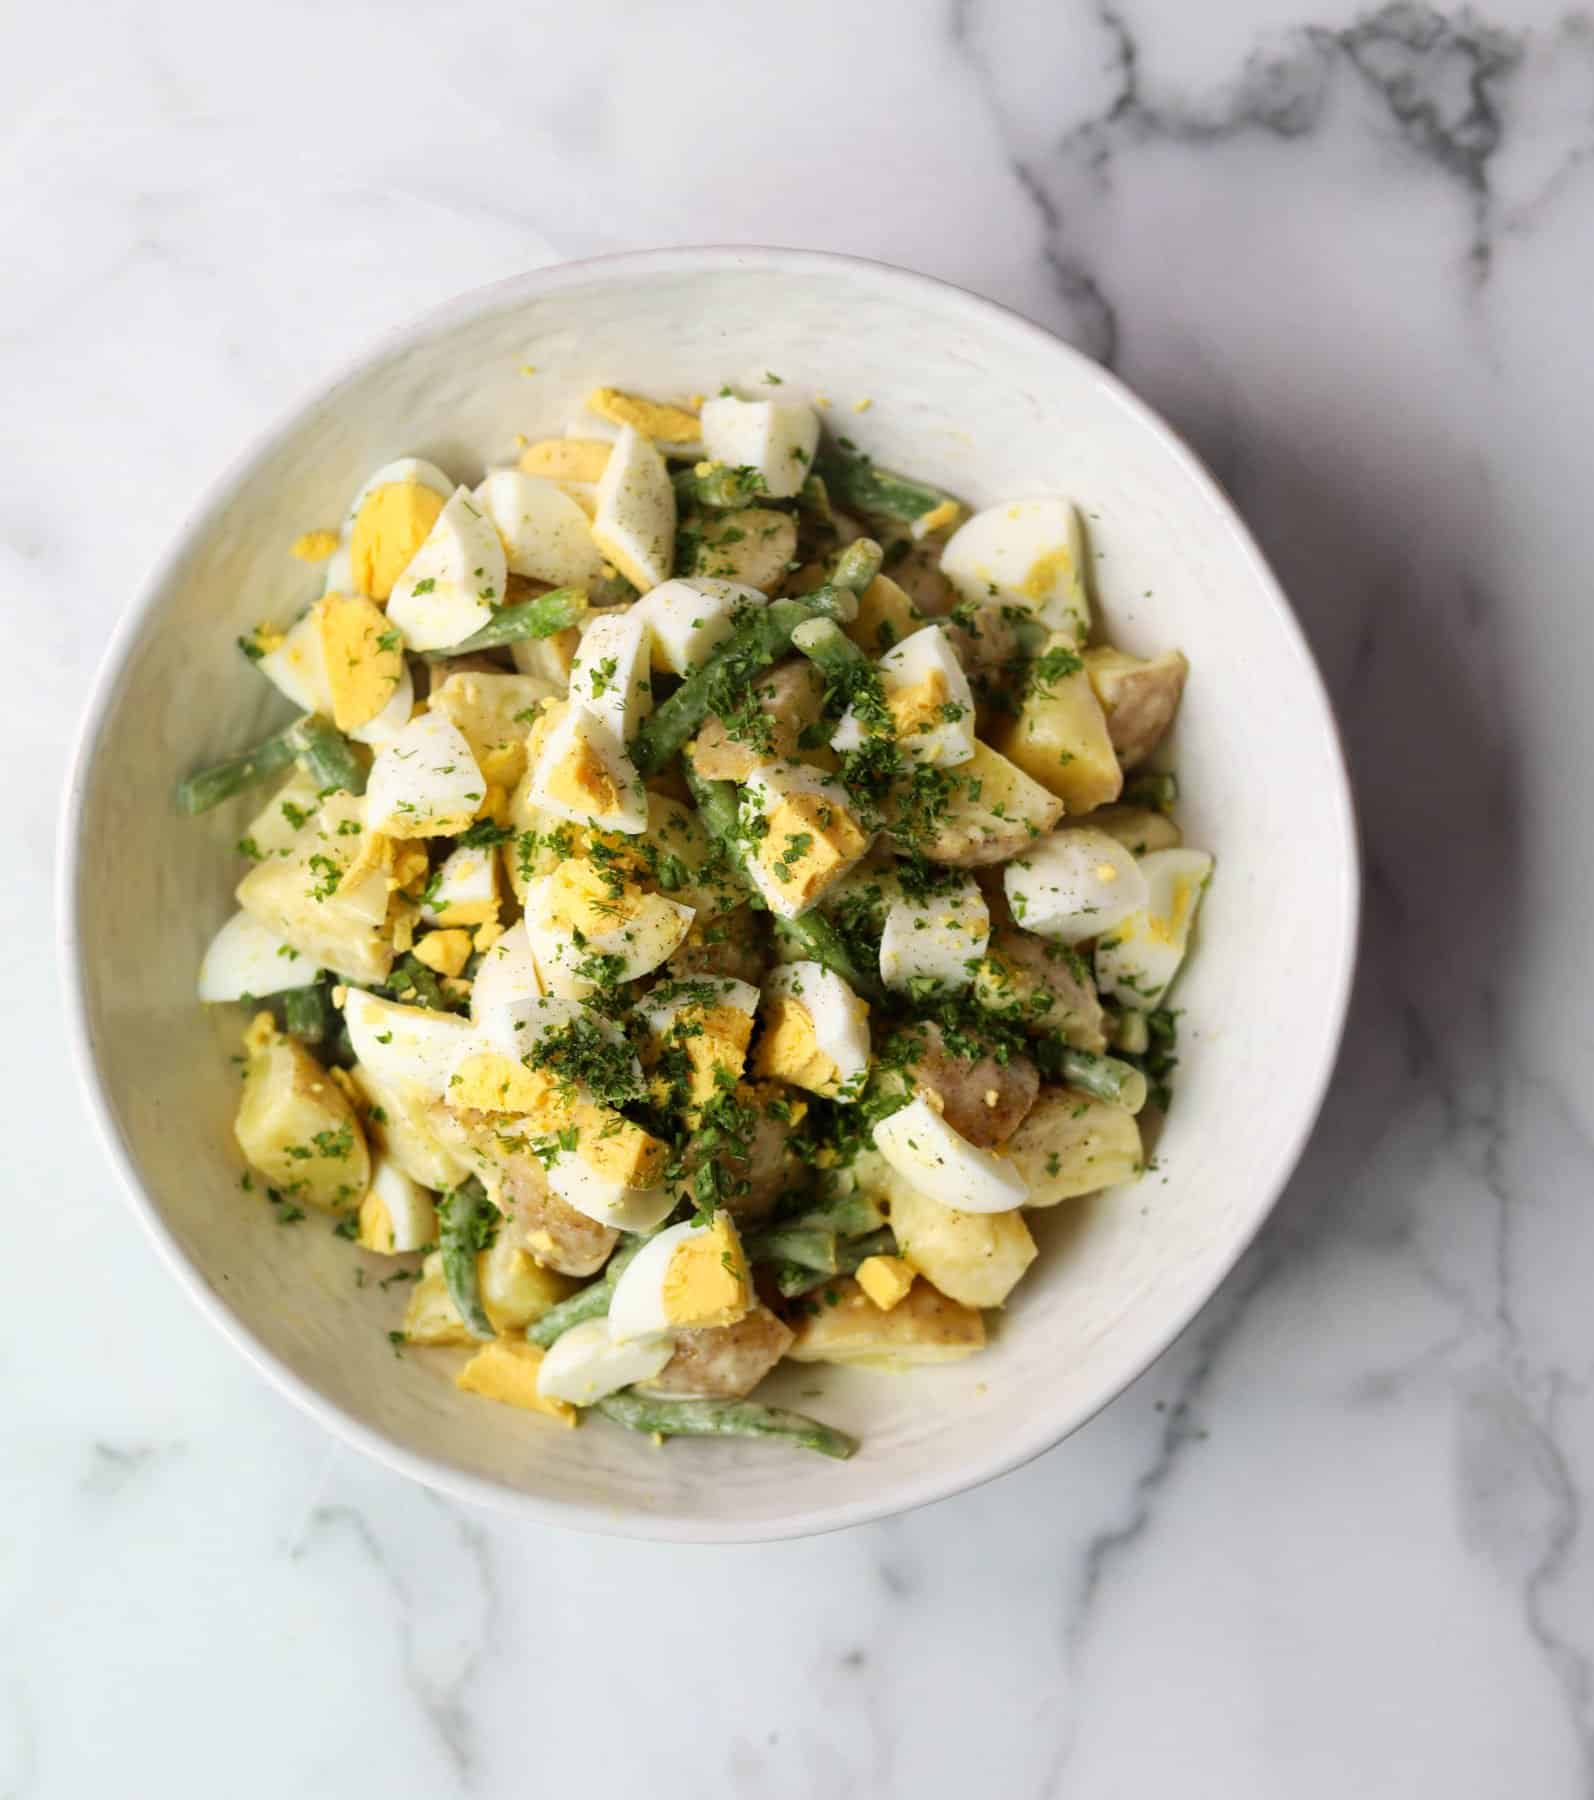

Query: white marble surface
left=9, top=0, right=1594, bottom=1792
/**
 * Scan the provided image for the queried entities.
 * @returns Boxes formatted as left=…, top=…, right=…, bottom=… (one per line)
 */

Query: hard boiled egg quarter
left=698, top=394, right=820, bottom=500
left=755, top=961, right=871, bottom=1101
left=832, top=624, right=975, bottom=767
left=197, top=910, right=321, bottom=1002
left=522, top=860, right=694, bottom=999
left=357, top=1155, right=437, bottom=1255
left=878, top=873, right=990, bottom=994
left=941, top=498, right=1091, bottom=642
left=591, top=424, right=676, bottom=593
left=1003, top=827, right=1149, bottom=946
left=365, top=711, right=486, bottom=838
left=873, top=1096, right=1029, bottom=1213
left=567, top=608, right=653, bottom=745
left=469, top=919, right=544, bottom=1023
left=641, top=577, right=763, bottom=675
left=1094, top=847, right=1213, bottom=1009
left=473, top=468, right=606, bottom=589
left=608, top=1215, right=753, bottom=1343
left=739, top=763, right=872, bottom=918
left=345, top=456, right=455, bottom=526
left=343, top=988, right=474, bottom=1102
left=536, top=1317, right=675, bottom=1407
left=386, top=486, right=509, bottom=652
left=526, top=702, right=648, bottom=836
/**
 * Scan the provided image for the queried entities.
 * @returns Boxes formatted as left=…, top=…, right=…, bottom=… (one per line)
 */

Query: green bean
left=776, top=1228, right=897, bottom=1299
left=176, top=722, right=301, bottom=815
left=593, top=1392, right=857, bottom=1460
left=815, top=442, right=961, bottom=528
left=830, top=537, right=883, bottom=596
left=673, top=463, right=766, bottom=510
left=280, top=981, right=331, bottom=1045
left=796, top=472, right=833, bottom=525
left=684, top=767, right=887, bottom=1006
left=746, top=1225, right=837, bottom=1275
left=436, top=586, right=587, bottom=655
left=526, top=1280, right=613, bottom=1347
left=439, top=1179, right=496, bottom=1341
left=634, top=596, right=831, bottom=773
left=1060, top=1049, right=1148, bottom=1114
left=1121, top=770, right=1178, bottom=815
left=790, top=615, right=867, bottom=676
left=1108, top=1008, right=1150, bottom=1056
left=794, top=1187, right=887, bottom=1240
left=385, top=955, right=455, bottom=1013
left=289, top=714, right=366, bottom=796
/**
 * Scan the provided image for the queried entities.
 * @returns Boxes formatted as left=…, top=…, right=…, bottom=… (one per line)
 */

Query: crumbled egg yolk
left=316, top=592, right=403, bottom=731
left=886, top=667, right=951, bottom=743
left=455, top=1340, right=577, bottom=1425
left=753, top=994, right=842, bottom=1095
left=411, top=928, right=472, bottom=978
left=291, top=529, right=339, bottom=562
left=856, top=1254, right=916, bottom=1312
left=587, top=386, right=701, bottom=442
left=661, top=1215, right=751, bottom=1330
left=519, top=438, right=611, bottom=483
left=349, top=481, right=445, bottom=601
left=753, top=791, right=868, bottom=911
left=1095, top=862, right=1120, bottom=883
left=243, top=1010, right=278, bottom=1054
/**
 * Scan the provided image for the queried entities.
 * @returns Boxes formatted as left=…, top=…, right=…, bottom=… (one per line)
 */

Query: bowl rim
left=57, top=244, right=1360, bottom=1543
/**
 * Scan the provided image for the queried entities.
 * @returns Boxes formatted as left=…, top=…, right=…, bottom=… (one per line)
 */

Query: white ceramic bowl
left=61, top=249, right=1357, bottom=1542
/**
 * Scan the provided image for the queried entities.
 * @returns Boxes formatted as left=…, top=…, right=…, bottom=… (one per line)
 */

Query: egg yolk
left=754, top=792, right=867, bottom=910
left=350, top=481, right=445, bottom=601
left=887, top=667, right=951, bottom=741
left=662, top=1215, right=750, bottom=1330
left=752, top=993, right=843, bottom=1096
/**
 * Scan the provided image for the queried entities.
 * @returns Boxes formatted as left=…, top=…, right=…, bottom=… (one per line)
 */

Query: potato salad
left=183, top=380, right=1208, bottom=1460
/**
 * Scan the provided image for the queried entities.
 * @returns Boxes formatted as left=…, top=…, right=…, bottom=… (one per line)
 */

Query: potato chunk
left=691, top=508, right=797, bottom=592
left=894, top=1016, right=1038, bottom=1148
left=893, top=741, right=1063, bottom=867
left=639, top=1304, right=795, bottom=1399
left=992, top=635, right=1122, bottom=813
left=1004, top=1087, right=1143, bottom=1205
left=787, top=1277, right=985, bottom=1367
left=972, top=927, right=1107, bottom=1052
left=1083, top=646, right=1189, bottom=769
left=690, top=658, right=829, bottom=781
left=886, top=1184, right=1038, bottom=1309
left=236, top=1034, right=370, bottom=1211
left=402, top=1241, right=576, bottom=1345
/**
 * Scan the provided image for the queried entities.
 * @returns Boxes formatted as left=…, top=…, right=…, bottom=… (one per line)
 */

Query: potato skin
left=235, top=1036, right=370, bottom=1212
left=896, top=1017, right=1038, bottom=1149
left=1004, top=1087, right=1143, bottom=1206
left=640, top=1304, right=795, bottom=1399
left=1083, top=646, right=1188, bottom=770
left=689, top=658, right=828, bottom=782
left=973, top=927, right=1107, bottom=1053
left=887, top=1184, right=1038, bottom=1309
left=787, top=1277, right=985, bottom=1366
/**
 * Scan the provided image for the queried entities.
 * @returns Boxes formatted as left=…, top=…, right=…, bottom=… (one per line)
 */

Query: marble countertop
left=10, top=0, right=1594, bottom=1793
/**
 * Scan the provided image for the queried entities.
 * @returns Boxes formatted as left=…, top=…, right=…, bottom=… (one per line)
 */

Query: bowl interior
left=67, top=252, right=1355, bottom=1539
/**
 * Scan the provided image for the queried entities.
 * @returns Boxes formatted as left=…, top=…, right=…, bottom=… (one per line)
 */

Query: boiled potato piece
left=1004, top=1087, right=1143, bottom=1206
left=402, top=1242, right=575, bottom=1346
left=639, top=1304, right=795, bottom=1398
left=690, top=658, right=830, bottom=781
left=667, top=905, right=771, bottom=986
left=887, top=1182, right=1038, bottom=1309
left=973, top=926, right=1107, bottom=1051
left=787, top=1277, right=985, bottom=1367
left=1084, top=646, right=1188, bottom=770
left=236, top=1034, right=370, bottom=1211
left=1087, top=805, right=1182, bottom=856
left=485, top=1144, right=619, bottom=1276
left=844, top=573, right=925, bottom=657
left=992, top=635, right=1122, bottom=813
left=347, top=1062, right=469, bottom=1192
left=895, top=741, right=1063, bottom=866
left=691, top=507, right=797, bottom=592
left=429, top=671, right=557, bottom=790
left=894, top=1016, right=1038, bottom=1149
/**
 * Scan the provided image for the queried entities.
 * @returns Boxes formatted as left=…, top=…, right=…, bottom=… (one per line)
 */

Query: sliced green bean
left=1060, top=1049, right=1148, bottom=1114
left=1121, top=770, right=1178, bottom=814
left=794, top=1187, right=887, bottom=1240
left=176, top=722, right=301, bottom=815
left=746, top=1225, right=837, bottom=1275
left=436, top=586, right=587, bottom=655
left=796, top=472, right=833, bottom=525
left=439, top=1179, right=496, bottom=1341
left=290, top=714, right=366, bottom=796
left=673, top=463, right=766, bottom=510
left=776, top=1227, right=897, bottom=1299
left=385, top=955, right=455, bottom=1013
left=1108, top=1008, right=1150, bottom=1056
left=526, top=1280, right=613, bottom=1347
left=634, top=596, right=834, bottom=774
left=281, top=981, right=331, bottom=1045
left=830, top=537, right=883, bottom=596
left=815, top=443, right=961, bottom=528
left=593, top=1392, right=857, bottom=1460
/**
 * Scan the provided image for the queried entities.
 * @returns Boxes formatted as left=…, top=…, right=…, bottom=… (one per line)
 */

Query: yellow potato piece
left=844, top=574, right=925, bottom=657
left=992, top=636, right=1122, bottom=813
